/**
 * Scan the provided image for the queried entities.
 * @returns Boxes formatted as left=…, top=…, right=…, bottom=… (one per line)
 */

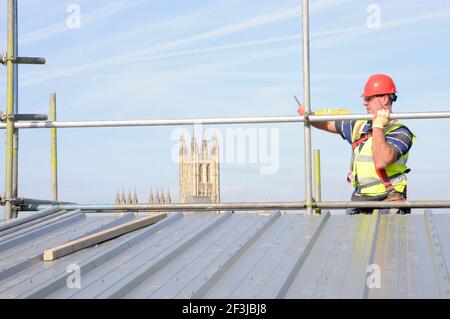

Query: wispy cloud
left=19, top=0, right=150, bottom=45
left=12, top=1, right=355, bottom=87
left=312, top=6, right=450, bottom=49
left=87, top=0, right=357, bottom=65
left=12, top=2, right=450, bottom=89
left=383, top=5, right=450, bottom=28
left=96, top=6, right=300, bottom=64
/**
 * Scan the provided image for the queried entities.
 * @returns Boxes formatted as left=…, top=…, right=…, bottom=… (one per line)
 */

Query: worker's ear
left=381, top=95, right=390, bottom=107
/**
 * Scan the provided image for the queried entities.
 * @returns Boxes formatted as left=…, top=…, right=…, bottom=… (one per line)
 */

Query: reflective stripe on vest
left=350, top=120, right=415, bottom=196
left=357, top=170, right=410, bottom=190
left=355, top=155, right=408, bottom=165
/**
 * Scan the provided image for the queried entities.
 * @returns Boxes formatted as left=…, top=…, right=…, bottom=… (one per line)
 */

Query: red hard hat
left=361, top=74, right=397, bottom=97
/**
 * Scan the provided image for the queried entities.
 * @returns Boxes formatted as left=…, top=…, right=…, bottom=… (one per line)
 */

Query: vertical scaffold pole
left=4, top=0, right=17, bottom=221
left=313, top=149, right=321, bottom=215
left=12, top=0, right=19, bottom=219
left=302, top=0, right=313, bottom=215
left=50, top=93, right=58, bottom=201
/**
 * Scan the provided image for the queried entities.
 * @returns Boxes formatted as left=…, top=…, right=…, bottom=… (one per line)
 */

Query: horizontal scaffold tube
left=13, top=57, right=46, bottom=65
left=14, top=114, right=48, bottom=121
left=20, top=202, right=307, bottom=212
left=315, top=201, right=450, bottom=209
left=1, top=111, right=450, bottom=129
left=9, top=197, right=75, bottom=205
left=18, top=200, right=450, bottom=212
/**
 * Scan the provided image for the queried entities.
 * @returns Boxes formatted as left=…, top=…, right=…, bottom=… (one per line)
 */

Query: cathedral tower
left=179, top=134, right=220, bottom=203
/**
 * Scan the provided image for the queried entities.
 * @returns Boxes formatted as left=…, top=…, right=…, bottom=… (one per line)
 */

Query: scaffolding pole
left=302, top=0, right=313, bottom=214
left=50, top=93, right=58, bottom=201
left=313, top=149, right=321, bottom=214
left=12, top=0, right=19, bottom=219
left=18, top=200, right=450, bottom=212
left=2, top=0, right=46, bottom=220
left=13, top=114, right=48, bottom=121
left=10, top=197, right=74, bottom=206
left=4, top=0, right=17, bottom=221
left=2, top=111, right=450, bottom=129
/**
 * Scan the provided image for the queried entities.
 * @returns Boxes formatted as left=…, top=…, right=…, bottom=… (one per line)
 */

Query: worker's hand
left=373, top=109, right=390, bottom=129
left=297, top=103, right=305, bottom=116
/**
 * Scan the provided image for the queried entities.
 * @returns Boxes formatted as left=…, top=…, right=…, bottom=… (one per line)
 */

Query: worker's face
left=363, top=95, right=391, bottom=114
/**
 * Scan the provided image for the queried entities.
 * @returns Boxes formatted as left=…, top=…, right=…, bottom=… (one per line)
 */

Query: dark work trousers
left=346, top=187, right=410, bottom=215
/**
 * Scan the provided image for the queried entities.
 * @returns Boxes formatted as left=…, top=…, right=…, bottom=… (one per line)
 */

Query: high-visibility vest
left=350, top=120, right=415, bottom=196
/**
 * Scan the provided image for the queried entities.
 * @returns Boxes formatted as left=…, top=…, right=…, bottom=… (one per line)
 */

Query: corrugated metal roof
left=0, top=209, right=449, bottom=299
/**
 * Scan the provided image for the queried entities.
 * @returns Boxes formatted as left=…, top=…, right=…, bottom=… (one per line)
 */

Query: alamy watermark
left=66, top=4, right=82, bottom=29
left=367, top=4, right=381, bottom=29
left=171, top=123, right=280, bottom=175
left=366, top=264, right=381, bottom=289
left=66, top=263, right=82, bottom=289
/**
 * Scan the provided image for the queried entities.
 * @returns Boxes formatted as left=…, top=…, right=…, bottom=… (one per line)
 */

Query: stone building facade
left=179, top=135, right=220, bottom=203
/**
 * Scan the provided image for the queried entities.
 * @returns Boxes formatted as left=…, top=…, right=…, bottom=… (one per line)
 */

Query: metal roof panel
left=1, top=210, right=449, bottom=299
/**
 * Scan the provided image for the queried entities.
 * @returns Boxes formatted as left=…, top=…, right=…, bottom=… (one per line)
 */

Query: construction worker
left=297, top=74, right=415, bottom=214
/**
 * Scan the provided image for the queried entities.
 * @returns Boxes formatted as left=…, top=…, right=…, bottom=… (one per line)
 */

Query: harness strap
left=358, top=169, right=410, bottom=189
left=375, top=167, right=395, bottom=193
left=351, top=131, right=373, bottom=149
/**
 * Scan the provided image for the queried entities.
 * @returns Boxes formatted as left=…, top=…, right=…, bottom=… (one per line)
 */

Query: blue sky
left=1, top=0, right=450, bottom=217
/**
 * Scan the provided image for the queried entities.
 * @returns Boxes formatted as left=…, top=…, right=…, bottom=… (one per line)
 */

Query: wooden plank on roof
left=43, top=213, right=167, bottom=261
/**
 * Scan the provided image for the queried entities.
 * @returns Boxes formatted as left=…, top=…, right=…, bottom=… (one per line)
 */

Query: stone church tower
left=179, top=134, right=220, bottom=203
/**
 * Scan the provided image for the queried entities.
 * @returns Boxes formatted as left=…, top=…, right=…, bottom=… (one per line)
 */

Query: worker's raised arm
left=296, top=103, right=338, bottom=133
